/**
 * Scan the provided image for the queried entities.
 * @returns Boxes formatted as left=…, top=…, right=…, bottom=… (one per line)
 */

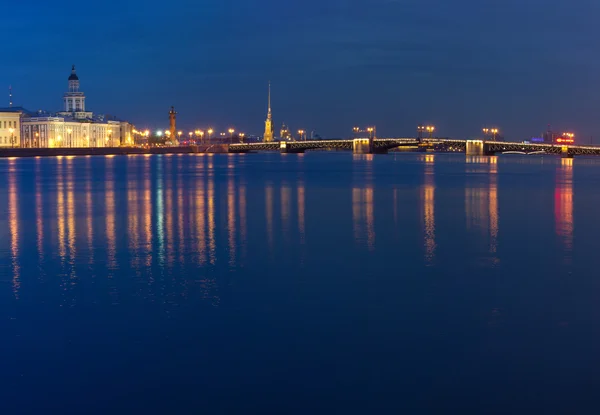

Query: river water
left=0, top=153, right=598, bottom=414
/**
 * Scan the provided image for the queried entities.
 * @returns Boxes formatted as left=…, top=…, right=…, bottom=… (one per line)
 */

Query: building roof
left=0, top=106, right=36, bottom=115
left=68, top=65, right=79, bottom=81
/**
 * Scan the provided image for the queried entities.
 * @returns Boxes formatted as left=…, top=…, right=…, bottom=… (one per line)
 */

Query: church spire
left=263, top=81, right=274, bottom=142
left=267, top=81, right=272, bottom=120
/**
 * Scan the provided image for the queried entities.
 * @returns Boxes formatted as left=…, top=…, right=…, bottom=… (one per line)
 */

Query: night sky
left=3, top=0, right=600, bottom=140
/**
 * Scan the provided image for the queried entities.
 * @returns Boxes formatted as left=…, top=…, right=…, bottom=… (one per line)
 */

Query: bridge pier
left=353, top=138, right=373, bottom=154
left=466, top=140, right=494, bottom=156
left=560, top=146, right=573, bottom=158
left=279, top=141, right=304, bottom=153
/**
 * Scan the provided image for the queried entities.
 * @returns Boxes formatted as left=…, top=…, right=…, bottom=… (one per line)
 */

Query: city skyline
left=2, top=0, right=600, bottom=140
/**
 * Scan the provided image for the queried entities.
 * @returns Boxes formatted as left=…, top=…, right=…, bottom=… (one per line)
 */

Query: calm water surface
left=1, top=153, right=599, bottom=414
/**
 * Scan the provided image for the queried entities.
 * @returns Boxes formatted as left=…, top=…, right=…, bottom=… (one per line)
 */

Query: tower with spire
left=263, top=82, right=274, bottom=142
left=63, top=65, right=87, bottom=116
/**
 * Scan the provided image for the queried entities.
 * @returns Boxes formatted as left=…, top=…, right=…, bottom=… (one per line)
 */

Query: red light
left=556, top=137, right=574, bottom=144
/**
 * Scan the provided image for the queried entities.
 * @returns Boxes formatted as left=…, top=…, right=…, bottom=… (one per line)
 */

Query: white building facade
left=21, top=117, right=122, bottom=148
left=0, top=110, right=22, bottom=147
left=18, top=65, right=134, bottom=148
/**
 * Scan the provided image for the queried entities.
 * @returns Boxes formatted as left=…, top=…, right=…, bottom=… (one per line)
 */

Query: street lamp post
left=8, top=128, right=15, bottom=148
left=228, top=128, right=235, bottom=144
left=367, top=127, right=374, bottom=140
left=426, top=125, right=435, bottom=138
left=35, top=132, right=39, bottom=148
left=298, top=129, right=305, bottom=141
left=491, top=128, right=498, bottom=140
left=207, top=128, right=213, bottom=142
left=177, top=131, right=182, bottom=144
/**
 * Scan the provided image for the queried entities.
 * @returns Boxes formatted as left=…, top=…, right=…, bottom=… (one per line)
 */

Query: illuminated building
left=539, top=126, right=573, bottom=144
left=0, top=109, right=22, bottom=147
left=263, top=82, right=274, bottom=142
left=537, top=127, right=575, bottom=145
left=280, top=123, right=291, bottom=140
left=12, top=65, right=134, bottom=148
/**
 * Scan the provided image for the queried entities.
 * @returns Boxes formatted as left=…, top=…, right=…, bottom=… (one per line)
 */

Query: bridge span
left=229, top=138, right=465, bottom=154
left=465, top=140, right=600, bottom=158
left=228, top=138, right=600, bottom=157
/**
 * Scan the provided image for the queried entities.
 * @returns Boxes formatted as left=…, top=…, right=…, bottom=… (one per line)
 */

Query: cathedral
left=263, top=82, right=274, bottom=142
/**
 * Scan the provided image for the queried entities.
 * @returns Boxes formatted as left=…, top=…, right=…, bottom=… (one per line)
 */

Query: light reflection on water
left=556, top=157, right=574, bottom=263
left=464, top=155, right=500, bottom=264
left=423, top=154, right=436, bottom=265
left=0, top=154, right=574, bottom=295
left=0, top=153, right=584, bottom=301
left=8, top=160, right=19, bottom=299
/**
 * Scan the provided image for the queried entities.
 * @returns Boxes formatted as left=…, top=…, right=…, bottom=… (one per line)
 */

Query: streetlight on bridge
left=367, top=127, right=375, bottom=139
left=426, top=125, right=435, bottom=138
left=491, top=128, right=499, bottom=140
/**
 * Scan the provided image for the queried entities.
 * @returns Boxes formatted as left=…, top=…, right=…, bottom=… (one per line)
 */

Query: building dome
left=68, top=65, right=79, bottom=81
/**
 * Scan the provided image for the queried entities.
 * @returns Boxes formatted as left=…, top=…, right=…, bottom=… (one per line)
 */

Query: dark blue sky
left=3, top=0, right=600, bottom=140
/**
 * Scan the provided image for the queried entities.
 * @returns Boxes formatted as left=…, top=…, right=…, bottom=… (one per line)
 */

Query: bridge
left=229, top=138, right=464, bottom=154
left=229, top=137, right=600, bottom=158
left=465, top=140, right=600, bottom=158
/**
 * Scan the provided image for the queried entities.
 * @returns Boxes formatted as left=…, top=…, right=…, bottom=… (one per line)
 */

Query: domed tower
left=63, top=65, right=86, bottom=113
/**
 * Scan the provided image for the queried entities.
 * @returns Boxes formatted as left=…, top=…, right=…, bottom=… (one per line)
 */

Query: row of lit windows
left=1, top=120, right=17, bottom=129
